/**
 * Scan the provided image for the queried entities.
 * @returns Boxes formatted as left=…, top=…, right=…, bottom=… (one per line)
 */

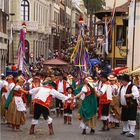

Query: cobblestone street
left=1, top=111, right=140, bottom=140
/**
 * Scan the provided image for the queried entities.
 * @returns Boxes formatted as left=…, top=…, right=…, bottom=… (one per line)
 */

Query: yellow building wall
left=103, top=16, right=128, bottom=67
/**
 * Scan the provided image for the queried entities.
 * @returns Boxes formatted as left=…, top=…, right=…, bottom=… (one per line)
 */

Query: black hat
left=66, top=87, right=74, bottom=93
left=121, top=74, right=130, bottom=82
left=117, top=74, right=123, bottom=80
left=43, top=80, right=57, bottom=89
left=100, top=72, right=108, bottom=79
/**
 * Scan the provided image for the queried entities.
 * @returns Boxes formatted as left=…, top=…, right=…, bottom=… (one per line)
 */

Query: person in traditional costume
left=108, top=74, right=120, bottom=128
left=63, top=87, right=75, bottom=125
left=94, top=75, right=102, bottom=118
left=28, top=76, right=42, bottom=114
left=6, top=75, right=28, bottom=130
left=119, top=74, right=139, bottom=137
left=1, top=74, right=8, bottom=123
left=55, top=73, right=69, bottom=117
left=97, top=72, right=112, bottom=131
left=74, top=77, right=97, bottom=135
left=4, top=75, right=15, bottom=122
left=29, top=81, right=70, bottom=135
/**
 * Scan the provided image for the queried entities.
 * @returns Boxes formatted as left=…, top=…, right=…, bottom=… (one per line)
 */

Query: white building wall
left=105, top=0, right=128, bottom=9
left=127, top=0, right=140, bottom=69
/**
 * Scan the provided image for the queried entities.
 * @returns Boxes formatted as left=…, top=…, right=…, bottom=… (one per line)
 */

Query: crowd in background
left=0, top=67, right=140, bottom=137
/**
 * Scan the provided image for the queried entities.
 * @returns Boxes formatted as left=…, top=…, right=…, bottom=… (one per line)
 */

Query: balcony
left=7, top=21, right=51, bottom=34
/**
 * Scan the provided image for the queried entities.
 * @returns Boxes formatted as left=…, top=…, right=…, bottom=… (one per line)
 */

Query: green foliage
left=83, top=0, right=105, bottom=14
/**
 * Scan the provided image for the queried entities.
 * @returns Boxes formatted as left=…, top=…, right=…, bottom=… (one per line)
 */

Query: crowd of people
left=0, top=70, right=140, bottom=137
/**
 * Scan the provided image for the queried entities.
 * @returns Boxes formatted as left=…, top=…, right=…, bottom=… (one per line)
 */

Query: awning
left=43, top=58, right=69, bottom=65
left=130, top=66, right=140, bottom=75
left=112, top=67, right=128, bottom=74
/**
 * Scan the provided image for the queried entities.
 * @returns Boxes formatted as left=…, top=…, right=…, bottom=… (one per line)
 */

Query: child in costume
left=63, top=87, right=75, bottom=125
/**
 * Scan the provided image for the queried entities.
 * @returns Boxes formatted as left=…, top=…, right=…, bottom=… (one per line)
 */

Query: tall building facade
left=8, top=0, right=86, bottom=65
left=0, top=0, right=9, bottom=74
left=8, top=0, right=51, bottom=64
left=127, top=0, right=140, bottom=69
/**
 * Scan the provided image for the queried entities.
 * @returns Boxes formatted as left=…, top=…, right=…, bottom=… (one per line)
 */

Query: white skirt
left=14, top=96, right=26, bottom=112
left=109, top=114, right=119, bottom=123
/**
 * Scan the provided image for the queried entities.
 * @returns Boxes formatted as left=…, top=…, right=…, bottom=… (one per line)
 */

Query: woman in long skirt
left=74, top=77, right=97, bottom=135
left=7, top=75, right=28, bottom=130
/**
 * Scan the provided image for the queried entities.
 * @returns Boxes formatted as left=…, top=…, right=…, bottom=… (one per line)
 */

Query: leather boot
left=12, top=124, right=16, bottom=130
left=64, top=116, right=67, bottom=124
left=56, top=109, right=59, bottom=117
left=60, top=110, right=63, bottom=117
left=16, top=125, right=20, bottom=129
left=90, top=128, right=95, bottom=134
left=105, top=120, right=110, bottom=131
left=82, top=129, right=86, bottom=135
left=29, top=124, right=35, bottom=134
left=100, top=120, right=106, bottom=131
left=68, top=116, right=72, bottom=125
left=48, top=123, right=54, bottom=135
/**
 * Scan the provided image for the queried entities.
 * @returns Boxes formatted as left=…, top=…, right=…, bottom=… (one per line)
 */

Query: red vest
left=63, top=93, right=74, bottom=110
left=33, top=85, right=53, bottom=109
left=99, top=81, right=111, bottom=104
left=55, top=80, right=67, bottom=95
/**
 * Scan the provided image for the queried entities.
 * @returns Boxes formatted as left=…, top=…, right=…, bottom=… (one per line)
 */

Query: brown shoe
left=48, top=123, right=54, bottom=135
left=29, top=125, right=35, bottom=135
left=64, top=116, right=67, bottom=124
left=68, top=116, right=72, bottom=125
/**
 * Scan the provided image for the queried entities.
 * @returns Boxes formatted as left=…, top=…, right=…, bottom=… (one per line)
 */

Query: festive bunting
left=17, top=22, right=31, bottom=79
left=71, top=16, right=89, bottom=76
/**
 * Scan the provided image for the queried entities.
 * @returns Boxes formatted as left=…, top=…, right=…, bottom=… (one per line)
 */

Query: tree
left=83, top=0, right=106, bottom=35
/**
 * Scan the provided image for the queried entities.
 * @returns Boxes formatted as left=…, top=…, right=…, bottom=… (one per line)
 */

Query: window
left=54, top=11, right=58, bottom=23
left=116, top=25, right=126, bottom=46
left=34, top=2, right=35, bottom=21
left=21, top=0, right=29, bottom=21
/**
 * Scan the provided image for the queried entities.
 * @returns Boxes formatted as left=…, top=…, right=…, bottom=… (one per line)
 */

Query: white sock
left=123, top=121, right=129, bottom=132
left=128, top=120, right=136, bottom=135
left=129, top=125, right=135, bottom=135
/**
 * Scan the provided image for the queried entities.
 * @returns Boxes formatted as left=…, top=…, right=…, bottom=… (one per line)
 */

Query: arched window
left=21, top=0, right=30, bottom=21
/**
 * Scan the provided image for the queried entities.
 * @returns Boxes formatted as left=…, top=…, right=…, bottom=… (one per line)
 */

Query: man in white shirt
left=98, top=73, right=112, bottom=131
left=120, top=74, right=139, bottom=137
left=55, top=73, right=69, bottom=117
left=29, top=81, right=69, bottom=135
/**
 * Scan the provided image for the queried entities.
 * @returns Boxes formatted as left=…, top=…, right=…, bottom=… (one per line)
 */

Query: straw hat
left=18, top=75, right=25, bottom=83
left=34, top=76, right=40, bottom=80
left=85, top=77, right=94, bottom=82
left=108, top=75, right=117, bottom=81
left=67, top=74, right=73, bottom=79
left=85, top=77, right=94, bottom=88
left=1, top=73, right=5, bottom=77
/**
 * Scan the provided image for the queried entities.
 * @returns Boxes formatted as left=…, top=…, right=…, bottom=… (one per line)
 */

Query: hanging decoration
left=71, top=15, right=89, bottom=76
left=104, top=0, right=116, bottom=55
left=17, top=22, right=31, bottom=78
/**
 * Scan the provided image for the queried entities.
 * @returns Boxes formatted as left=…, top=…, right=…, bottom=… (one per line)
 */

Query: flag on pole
left=111, top=0, right=116, bottom=22
left=105, top=19, right=109, bottom=55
